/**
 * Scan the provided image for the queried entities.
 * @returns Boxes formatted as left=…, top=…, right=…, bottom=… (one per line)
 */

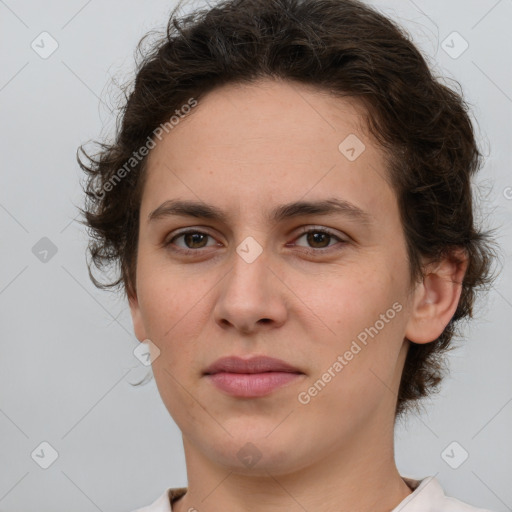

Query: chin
left=200, top=429, right=312, bottom=476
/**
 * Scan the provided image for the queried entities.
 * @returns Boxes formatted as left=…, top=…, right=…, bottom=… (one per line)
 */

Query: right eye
left=164, top=229, right=220, bottom=255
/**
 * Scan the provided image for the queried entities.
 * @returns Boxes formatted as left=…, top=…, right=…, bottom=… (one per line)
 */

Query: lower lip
left=205, top=372, right=303, bottom=397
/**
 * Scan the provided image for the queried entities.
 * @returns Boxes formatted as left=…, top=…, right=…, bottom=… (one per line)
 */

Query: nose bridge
left=213, top=239, right=287, bottom=331
left=225, top=240, right=271, bottom=302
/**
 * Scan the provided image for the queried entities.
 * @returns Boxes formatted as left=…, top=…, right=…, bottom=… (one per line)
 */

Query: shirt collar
left=150, top=476, right=446, bottom=511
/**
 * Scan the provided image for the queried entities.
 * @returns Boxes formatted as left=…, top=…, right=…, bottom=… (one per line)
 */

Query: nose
left=213, top=247, right=288, bottom=335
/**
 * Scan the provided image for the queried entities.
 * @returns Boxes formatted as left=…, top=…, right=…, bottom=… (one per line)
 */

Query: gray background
left=0, top=0, right=511, bottom=511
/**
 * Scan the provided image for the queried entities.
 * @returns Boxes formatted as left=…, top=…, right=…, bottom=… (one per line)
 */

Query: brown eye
left=294, top=227, right=345, bottom=252
left=165, top=229, right=218, bottom=254
left=304, top=231, right=332, bottom=248
left=181, top=232, right=209, bottom=249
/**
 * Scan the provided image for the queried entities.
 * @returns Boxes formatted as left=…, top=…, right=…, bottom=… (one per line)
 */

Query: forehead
left=152, top=78, right=372, bottom=159
left=142, top=78, right=396, bottom=228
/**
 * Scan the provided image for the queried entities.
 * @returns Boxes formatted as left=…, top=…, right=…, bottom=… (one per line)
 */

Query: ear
left=128, top=291, right=148, bottom=343
left=405, top=248, right=468, bottom=344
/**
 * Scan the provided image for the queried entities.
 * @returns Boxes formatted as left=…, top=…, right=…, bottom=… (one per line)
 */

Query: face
left=129, top=78, right=419, bottom=475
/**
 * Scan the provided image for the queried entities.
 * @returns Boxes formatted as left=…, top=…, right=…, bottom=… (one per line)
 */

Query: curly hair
left=78, top=0, right=498, bottom=417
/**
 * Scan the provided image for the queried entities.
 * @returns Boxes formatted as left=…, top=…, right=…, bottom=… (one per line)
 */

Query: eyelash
left=164, top=226, right=347, bottom=257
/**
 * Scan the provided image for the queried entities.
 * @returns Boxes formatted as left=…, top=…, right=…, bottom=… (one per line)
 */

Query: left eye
left=293, top=228, right=343, bottom=250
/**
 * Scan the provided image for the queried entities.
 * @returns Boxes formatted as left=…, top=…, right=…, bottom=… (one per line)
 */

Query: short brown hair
left=78, top=0, right=498, bottom=417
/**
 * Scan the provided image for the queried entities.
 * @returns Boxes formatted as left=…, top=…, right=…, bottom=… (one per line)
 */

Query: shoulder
left=129, top=487, right=187, bottom=512
left=397, top=476, right=495, bottom=512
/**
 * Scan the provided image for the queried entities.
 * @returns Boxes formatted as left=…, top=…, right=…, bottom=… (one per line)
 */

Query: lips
left=203, top=355, right=304, bottom=398
left=203, top=355, right=303, bottom=375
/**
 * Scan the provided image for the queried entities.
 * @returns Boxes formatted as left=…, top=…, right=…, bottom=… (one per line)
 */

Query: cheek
left=137, top=272, right=209, bottom=427
left=136, top=249, right=207, bottom=336
left=139, top=288, right=207, bottom=364
left=297, top=262, right=401, bottom=342
left=297, top=261, right=407, bottom=391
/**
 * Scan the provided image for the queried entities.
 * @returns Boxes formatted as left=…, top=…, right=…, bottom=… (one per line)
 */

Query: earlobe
left=128, top=292, right=148, bottom=342
left=405, top=249, right=468, bottom=344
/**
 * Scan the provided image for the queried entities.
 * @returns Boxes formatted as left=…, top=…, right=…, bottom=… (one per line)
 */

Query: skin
left=129, top=78, right=468, bottom=512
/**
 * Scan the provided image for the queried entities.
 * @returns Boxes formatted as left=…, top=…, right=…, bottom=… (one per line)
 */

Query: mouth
left=203, top=355, right=303, bottom=375
left=203, top=355, right=305, bottom=398
left=205, top=371, right=304, bottom=398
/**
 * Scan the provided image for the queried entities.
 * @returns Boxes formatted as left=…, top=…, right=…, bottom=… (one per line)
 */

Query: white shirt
left=130, top=476, right=494, bottom=512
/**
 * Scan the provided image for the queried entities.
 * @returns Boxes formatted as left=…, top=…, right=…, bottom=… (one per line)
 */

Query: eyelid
left=294, top=225, right=347, bottom=241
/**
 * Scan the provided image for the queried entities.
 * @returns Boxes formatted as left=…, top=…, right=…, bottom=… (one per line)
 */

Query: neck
left=173, top=413, right=412, bottom=512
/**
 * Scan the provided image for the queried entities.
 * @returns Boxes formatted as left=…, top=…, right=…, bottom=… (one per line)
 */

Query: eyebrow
left=147, top=198, right=373, bottom=226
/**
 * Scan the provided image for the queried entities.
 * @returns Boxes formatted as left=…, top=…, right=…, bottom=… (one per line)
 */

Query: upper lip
left=203, top=356, right=303, bottom=375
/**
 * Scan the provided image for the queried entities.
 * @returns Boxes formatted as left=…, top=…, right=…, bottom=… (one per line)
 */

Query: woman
left=79, top=0, right=497, bottom=510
